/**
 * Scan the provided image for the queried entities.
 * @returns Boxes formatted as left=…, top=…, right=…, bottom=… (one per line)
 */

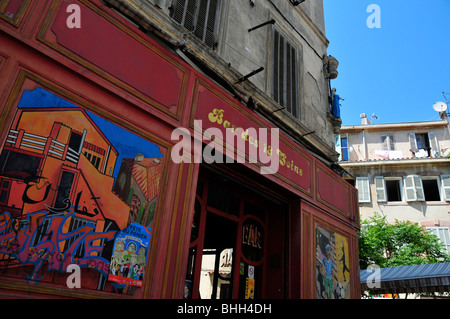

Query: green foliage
left=359, top=213, right=450, bottom=269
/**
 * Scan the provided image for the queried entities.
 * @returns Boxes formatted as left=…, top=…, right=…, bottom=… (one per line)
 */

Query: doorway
left=184, top=165, right=287, bottom=299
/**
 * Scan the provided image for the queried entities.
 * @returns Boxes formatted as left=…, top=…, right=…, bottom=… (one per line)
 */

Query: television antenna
left=370, top=113, right=378, bottom=123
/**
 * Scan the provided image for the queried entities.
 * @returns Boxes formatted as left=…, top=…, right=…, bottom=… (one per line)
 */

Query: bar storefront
left=0, top=0, right=360, bottom=299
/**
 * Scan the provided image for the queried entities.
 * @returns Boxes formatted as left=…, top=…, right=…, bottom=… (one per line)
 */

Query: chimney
left=360, top=113, right=371, bottom=125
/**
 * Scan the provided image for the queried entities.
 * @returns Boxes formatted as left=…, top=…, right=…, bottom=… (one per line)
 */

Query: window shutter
left=409, top=133, right=417, bottom=152
left=356, top=177, right=370, bottom=203
left=389, top=135, right=395, bottom=151
left=374, top=176, right=387, bottom=202
left=404, top=175, right=417, bottom=201
left=381, top=135, right=389, bottom=151
left=414, top=175, right=425, bottom=201
left=427, top=227, right=450, bottom=254
left=335, top=135, right=342, bottom=161
left=441, top=175, right=450, bottom=201
left=428, top=132, right=440, bottom=157
left=404, top=175, right=425, bottom=202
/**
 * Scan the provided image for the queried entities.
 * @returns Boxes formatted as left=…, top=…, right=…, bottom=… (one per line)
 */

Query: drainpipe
left=362, top=129, right=367, bottom=160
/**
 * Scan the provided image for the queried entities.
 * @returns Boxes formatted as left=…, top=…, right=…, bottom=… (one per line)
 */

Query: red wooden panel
left=49, top=1, right=186, bottom=113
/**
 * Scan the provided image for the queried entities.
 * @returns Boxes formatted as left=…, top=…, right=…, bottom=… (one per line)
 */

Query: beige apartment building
left=337, top=113, right=450, bottom=254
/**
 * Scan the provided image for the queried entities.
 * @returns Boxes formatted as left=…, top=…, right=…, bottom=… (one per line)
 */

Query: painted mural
left=315, top=224, right=351, bottom=299
left=0, top=86, right=165, bottom=294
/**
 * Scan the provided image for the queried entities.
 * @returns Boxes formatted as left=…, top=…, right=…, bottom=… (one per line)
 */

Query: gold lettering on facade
left=207, top=108, right=303, bottom=177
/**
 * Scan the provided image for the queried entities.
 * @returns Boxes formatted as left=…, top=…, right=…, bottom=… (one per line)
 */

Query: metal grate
left=273, top=29, right=298, bottom=117
left=172, top=0, right=219, bottom=49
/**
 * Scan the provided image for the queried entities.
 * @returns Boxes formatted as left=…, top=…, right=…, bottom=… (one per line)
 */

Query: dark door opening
left=184, top=165, right=288, bottom=299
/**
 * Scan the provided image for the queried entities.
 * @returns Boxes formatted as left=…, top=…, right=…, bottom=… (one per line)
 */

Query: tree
left=359, top=213, right=450, bottom=270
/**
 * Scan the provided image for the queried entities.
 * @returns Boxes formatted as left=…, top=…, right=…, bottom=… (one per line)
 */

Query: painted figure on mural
left=315, top=225, right=351, bottom=299
left=322, top=244, right=334, bottom=298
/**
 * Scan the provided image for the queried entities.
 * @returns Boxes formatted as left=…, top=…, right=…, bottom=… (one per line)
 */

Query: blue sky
left=323, top=0, right=450, bottom=126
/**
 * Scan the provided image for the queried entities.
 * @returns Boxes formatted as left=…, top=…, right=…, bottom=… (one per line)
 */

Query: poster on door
left=108, top=223, right=152, bottom=287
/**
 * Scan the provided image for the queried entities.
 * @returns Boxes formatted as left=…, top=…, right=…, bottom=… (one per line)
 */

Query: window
left=0, top=178, right=11, bottom=205
left=374, top=176, right=403, bottom=202
left=381, top=134, right=395, bottom=151
left=422, top=177, right=441, bottom=202
left=385, top=179, right=402, bottom=202
left=273, top=29, right=298, bottom=117
left=404, top=175, right=425, bottom=202
left=335, top=135, right=349, bottom=161
left=427, top=227, right=450, bottom=255
left=356, top=177, right=370, bottom=203
left=171, top=0, right=220, bottom=49
left=409, top=132, right=440, bottom=157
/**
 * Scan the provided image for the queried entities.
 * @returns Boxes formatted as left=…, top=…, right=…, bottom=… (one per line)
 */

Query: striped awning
left=360, top=262, right=450, bottom=294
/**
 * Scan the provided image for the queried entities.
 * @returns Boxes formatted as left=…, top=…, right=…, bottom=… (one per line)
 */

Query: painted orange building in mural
left=1, top=107, right=130, bottom=229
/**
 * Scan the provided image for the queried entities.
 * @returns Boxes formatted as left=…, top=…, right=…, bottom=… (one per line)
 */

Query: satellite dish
left=433, top=101, right=448, bottom=112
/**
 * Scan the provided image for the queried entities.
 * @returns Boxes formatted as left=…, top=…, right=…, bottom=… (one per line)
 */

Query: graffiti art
left=0, top=86, right=165, bottom=293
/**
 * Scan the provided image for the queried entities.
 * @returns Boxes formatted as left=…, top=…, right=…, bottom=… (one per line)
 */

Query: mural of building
left=0, top=0, right=360, bottom=299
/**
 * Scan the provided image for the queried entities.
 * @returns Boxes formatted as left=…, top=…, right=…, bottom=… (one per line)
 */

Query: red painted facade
left=0, top=0, right=360, bottom=299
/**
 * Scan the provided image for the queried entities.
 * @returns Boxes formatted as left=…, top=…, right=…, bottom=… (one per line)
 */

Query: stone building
left=337, top=112, right=450, bottom=254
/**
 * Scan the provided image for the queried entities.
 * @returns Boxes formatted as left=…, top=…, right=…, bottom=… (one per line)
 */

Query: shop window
left=355, top=177, right=370, bottom=203
left=171, top=0, right=220, bottom=49
left=273, top=29, right=298, bottom=118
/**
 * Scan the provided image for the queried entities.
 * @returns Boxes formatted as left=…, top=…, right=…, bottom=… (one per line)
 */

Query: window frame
left=385, top=177, right=404, bottom=202
left=272, top=27, right=299, bottom=118
left=421, top=176, right=442, bottom=202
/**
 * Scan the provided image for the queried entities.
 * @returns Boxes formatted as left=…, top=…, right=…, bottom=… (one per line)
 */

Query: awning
left=360, top=262, right=450, bottom=294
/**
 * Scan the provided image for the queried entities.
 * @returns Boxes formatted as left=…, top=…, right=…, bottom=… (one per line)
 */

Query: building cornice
left=340, top=120, right=449, bottom=133
left=339, top=157, right=450, bottom=168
